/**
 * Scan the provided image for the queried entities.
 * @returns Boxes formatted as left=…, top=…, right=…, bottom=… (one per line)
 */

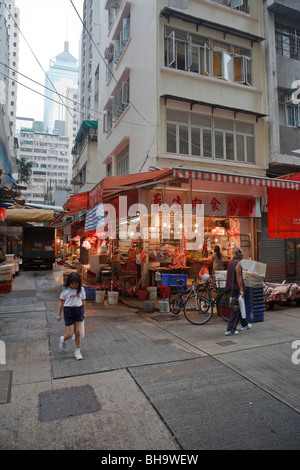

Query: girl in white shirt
left=57, top=272, right=86, bottom=360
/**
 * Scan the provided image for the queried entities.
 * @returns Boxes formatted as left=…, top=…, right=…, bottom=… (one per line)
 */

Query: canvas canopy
left=5, top=208, right=54, bottom=223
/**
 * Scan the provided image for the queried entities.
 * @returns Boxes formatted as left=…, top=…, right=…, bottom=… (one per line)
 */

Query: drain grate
left=215, top=341, right=237, bottom=347
left=38, top=385, right=100, bottom=422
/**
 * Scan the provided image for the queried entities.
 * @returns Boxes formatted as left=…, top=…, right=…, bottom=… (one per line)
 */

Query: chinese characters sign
left=145, top=190, right=258, bottom=217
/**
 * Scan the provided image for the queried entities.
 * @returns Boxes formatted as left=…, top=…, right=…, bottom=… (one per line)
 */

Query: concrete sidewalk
left=0, top=267, right=299, bottom=450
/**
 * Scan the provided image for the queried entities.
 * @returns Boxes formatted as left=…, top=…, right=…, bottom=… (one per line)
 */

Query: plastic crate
left=161, top=274, right=188, bottom=287
left=83, top=285, right=97, bottom=300
left=245, top=299, right=265, bottom=323
left=0, top=281, right=12, bottom=293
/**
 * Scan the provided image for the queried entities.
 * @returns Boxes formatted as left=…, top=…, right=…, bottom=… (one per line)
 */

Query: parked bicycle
left=197, top=274, right=230, bottom=322
left=169, top=276, right=213, bottom=325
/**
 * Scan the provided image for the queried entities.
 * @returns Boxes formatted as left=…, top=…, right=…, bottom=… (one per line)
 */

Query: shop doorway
left=285, top=239, right=296, bottom=277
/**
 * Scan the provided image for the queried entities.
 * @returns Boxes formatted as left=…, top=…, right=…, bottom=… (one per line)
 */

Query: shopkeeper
left=112, top=247, right=125, bottom=281
left=201, top=245, right=224, bottom=275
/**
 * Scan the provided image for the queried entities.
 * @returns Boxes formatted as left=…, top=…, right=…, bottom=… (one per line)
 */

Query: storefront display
left=59, top=167, right=266, bottom=295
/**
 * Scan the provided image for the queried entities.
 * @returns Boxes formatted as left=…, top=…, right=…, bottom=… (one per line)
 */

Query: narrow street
left=0, top=266, right=300, bottom=451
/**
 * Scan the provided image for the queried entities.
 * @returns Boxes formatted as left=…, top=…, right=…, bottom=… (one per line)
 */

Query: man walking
left=225, top=248, right=251, bottom=335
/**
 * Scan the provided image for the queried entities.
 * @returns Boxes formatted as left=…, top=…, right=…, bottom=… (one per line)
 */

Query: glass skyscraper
left=43, top=41, right=78, bottom=134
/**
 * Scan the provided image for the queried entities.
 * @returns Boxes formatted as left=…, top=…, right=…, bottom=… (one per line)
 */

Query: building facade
left=258, top=0, right=300, bottom=281
left=98, top=0, right=268, bottom=182
left=78, top=0, right=101, bottom=123
left=4, top=0, right=20, bottom=139
left=44, top=41, right=79, bottom=135
left=17, top=120, right=70, bottom=204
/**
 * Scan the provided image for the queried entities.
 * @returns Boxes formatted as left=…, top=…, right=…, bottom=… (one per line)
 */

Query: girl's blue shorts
left=64, top=306, right=84, bottom=326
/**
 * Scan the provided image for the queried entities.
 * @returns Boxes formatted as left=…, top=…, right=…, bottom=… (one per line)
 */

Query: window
left=103, top=78, right=130, bottom=133
left=164, top=27, right=252, bottom=85
left=117, top=146, right=129, bottom=175
left=275, top=24, right=300, bottom=60
left=210, top=0, right=249, bottom=13
left=166, top=109, right=255, bottom=163
left=114, top=16, right=130, bottom=64
left=278, top=92, right=300, bottom=127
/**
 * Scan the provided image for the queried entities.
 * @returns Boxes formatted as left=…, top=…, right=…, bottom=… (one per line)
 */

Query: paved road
left=0, top=267, right=299, bottom=450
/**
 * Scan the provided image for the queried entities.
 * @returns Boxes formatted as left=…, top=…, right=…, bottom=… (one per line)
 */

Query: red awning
left=174, top=168, right=300, bottom=190
left=88, top=169, right=173, bottom=209
left=268, top=173, right=300, bottom=239
left=64, top=192, right=89, bottom=214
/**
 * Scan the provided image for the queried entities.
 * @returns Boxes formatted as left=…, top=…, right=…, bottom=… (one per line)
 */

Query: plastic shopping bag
left=239, top=295, right=246, bottom=319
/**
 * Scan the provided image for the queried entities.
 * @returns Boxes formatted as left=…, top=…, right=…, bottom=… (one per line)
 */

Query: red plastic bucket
left=158, top=286, right=171, bottom=299
left=138, top=289, right=148, bottom=301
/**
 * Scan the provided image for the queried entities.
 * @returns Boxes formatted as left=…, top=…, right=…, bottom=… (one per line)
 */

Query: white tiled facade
left=88, top=0, right=269, bottom=184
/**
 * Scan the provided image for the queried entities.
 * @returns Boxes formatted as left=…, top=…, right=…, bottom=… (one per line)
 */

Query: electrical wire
left=69, top=0, right=156, bottom=127
left=3, top=2, right=77, bottom=129
left=0, top=62, right=155, bottom=130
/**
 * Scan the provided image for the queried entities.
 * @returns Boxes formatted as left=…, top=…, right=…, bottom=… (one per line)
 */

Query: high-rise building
left=4, top=0, right=20, bottom=139
left=17, top=118, right=70, bottom=204
left=43, top=41, right=79, bottom=134
left=78, top=0, right=100, bottom=122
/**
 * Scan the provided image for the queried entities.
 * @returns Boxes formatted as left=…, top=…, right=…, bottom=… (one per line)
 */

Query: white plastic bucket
left=96, top=290, right=105, bottom=304
left=147, top=286, right=157, bottom=300
left=108, top=292, right=119, bottom=305
left=159, top=300, right=170, bottom=313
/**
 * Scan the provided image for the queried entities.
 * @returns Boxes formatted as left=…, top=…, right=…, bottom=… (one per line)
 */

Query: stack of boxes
left=241, top=260, right=266, bottom=323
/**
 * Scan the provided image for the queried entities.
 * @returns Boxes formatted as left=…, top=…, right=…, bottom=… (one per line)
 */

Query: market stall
left=60, top=167, right=280, bottom=302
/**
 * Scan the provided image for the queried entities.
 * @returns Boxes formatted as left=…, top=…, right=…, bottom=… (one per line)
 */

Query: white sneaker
left=75, top=349, right=83, bottom=360
left=225, top=330, right=239, bottom=336
left=240, top=324, right=252, bottom=331
left=59, top=336, right=65, bottom=350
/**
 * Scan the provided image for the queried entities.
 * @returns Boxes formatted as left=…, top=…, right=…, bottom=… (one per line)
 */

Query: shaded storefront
left=57, top=167, right=300, bottom=290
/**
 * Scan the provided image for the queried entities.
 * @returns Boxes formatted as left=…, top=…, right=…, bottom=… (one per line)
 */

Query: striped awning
left=64, top=192, right=89, bottom=214
left=173, top=168, right=300, bottom=190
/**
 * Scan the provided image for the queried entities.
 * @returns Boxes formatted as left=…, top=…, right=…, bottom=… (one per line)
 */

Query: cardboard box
left=241, top=260, right=266, bottom=278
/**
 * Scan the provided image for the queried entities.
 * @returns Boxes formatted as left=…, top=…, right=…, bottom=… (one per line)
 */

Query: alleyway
left=0, top=266, right=300, bottom=450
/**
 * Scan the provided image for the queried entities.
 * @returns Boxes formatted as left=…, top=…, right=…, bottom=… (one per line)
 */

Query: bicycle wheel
left=184, top=295, right=213, bottom=325
left=216, top=290, right=231, bottom=322
left=169, top=295, right=181, bottom=314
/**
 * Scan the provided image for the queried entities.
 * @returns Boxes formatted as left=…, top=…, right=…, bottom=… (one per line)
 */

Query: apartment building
left=263, top=0, right=300, bottom=175
left=4, top=0, right=19, bottom=138
left=79, top=0, right=101, bottom=122
left=0, top=1, right=19, bottom=181
left=258, top=0, right=300, bottom=281
left=17, top=120, right=69, bottom=204
left=96, top=0, right=268, bottom=182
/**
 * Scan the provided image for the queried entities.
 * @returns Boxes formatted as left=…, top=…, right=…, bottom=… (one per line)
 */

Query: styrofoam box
left=215, top=271, right=227, bottom=280
left=0, top=264, right=14, bottom=274
left=241, top=260, right=266, bottom=277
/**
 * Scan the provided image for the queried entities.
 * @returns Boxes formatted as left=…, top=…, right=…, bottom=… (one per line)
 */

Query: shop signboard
left=140, top=189, right=259, bottom=218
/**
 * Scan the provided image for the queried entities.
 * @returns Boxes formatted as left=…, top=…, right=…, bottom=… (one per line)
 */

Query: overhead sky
left=15, top=0, right=84, bottom=121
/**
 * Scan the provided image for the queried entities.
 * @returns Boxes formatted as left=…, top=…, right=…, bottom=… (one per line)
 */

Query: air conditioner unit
left=287, top=92, right=296, bottom=104
left=110, top=0, right=119, bottom=9
left=104, top=46, right=114, bottom=61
